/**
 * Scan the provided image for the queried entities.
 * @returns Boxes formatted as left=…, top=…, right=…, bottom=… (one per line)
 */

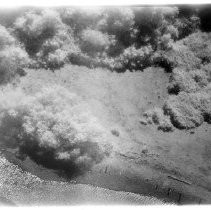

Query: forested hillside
left=0, top=6, right=211, bottom=205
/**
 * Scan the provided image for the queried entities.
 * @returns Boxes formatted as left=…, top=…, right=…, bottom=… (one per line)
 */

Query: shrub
left=35, top=29, right=79, bottom=69
left=67, top=44, right=153, bottom=71
left=192, top=87, right=211, bottom=124
left=114, top=45, right=153, bottom=71
left=60, top=7, right=102, bottom=35
left=168, top=68, right=201, bottom=94
left=0, top=85, right=111, bottom=174
left=201, top=63, right=211, bottom=82
left=190, top=69, right=209, bottom=88
left=167, top=67, right=210, bottom=95
left=163, top=95, right=203, bottom=129
left=153, top=42, right=201, bottom=72
left=98, top=7, right=135, bottom=49
left=157, top=33, right=174, bottom=50
left=41, top=49, right=68, bottom=69
left=133, top=7, right=179, bottom=48
left=111, top=129, right=120, bottom=137
left=163, top=89, right=211, bottom=129
left=0, top=46, right=29, bottom=84
left=182, top=32, right=211, bottom=64
left=132, top=6, right=200, bottom=49
left=165, top=25, right=179, bottom=40
left=68, top=51, right=98, bottom=69
left=0, top=25, right=15, bottom=48
left=80, top=29, right=114, bottom=56
left=0, top=25, right=29, bottom=84
left=142, top=107, right=174, bottom=132
left=175, top=15, right=200, bottom=39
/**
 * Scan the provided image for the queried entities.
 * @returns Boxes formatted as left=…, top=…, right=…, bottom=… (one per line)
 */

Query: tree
left=14, top=9, right=64, bottom=55
left=0, top=24, right=29, bottom=84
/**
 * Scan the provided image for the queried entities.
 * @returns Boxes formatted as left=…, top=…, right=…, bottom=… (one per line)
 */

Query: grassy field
left=0, top=64, right=210, bottom=204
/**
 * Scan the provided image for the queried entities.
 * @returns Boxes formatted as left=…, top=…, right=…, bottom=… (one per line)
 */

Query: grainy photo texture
left=0, top=5, right=211, bottom=206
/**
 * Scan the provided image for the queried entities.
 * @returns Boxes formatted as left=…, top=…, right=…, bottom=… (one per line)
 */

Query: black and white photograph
left=0, top=0, right=211, bottom=206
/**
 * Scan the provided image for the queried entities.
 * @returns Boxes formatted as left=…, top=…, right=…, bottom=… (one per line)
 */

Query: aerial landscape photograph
left=0, top=1, right=211, bottom=206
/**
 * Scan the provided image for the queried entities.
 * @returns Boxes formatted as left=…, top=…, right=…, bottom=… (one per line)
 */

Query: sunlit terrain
left=0, top=5, right=211, bottom=205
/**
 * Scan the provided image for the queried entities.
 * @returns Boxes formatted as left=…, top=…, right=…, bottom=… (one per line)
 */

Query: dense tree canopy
left=0, top=6, right=199, bottom=73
